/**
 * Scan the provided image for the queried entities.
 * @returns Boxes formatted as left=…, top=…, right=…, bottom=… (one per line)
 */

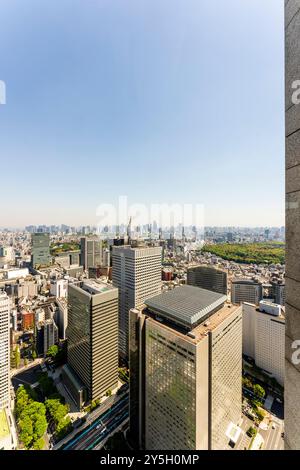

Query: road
left=61, top=394, right=129, bottom=450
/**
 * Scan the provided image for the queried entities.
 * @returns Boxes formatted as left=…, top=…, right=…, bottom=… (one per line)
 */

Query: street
left=61, top=394, right=129, bottom=450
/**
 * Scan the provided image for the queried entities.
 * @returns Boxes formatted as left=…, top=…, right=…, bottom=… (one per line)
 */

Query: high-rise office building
left=231, top=278, right=263, bottom=305
left=43, top=319, right=59, bottom=356
left=285, top=0, right=300, bottom=450
left=67, top=280, right=119, bottom=403
left=129, top=285, right=242, bottom=450
left=243, top=301, right=285, bottom=386
left=271, top=279, right=285, bottom=306
left=112, top=245, right=162, bottom=359
left=80, top=237, right=102, bottom=270
left=187, top=265, right=227, bottom=295
left=0, top=291, right=10, bottom=409
left=31, top=232, right=50, bottom=268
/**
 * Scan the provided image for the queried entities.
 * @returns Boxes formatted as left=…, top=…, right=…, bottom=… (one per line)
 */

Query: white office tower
left=0, top=291, right=10, bottom=409
left=129, top=286, right=243, bottom=450
left=243, top=301, right=285, bottom=386
left=112, top=245, right=162, bottom=359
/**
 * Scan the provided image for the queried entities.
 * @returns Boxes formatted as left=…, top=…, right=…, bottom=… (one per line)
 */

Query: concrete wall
left=285, top=0, right=300, bottom=450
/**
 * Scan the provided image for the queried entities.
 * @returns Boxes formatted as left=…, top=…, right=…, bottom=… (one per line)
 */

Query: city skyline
left=0, top=0, right=284, bottom=227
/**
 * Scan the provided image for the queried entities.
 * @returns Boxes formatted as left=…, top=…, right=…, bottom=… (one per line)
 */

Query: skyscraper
left=67, top=280, right=119, bottom=403
left=271, top=279, right=285, bottom=306
left=243, top=301, right=284, bottom=386
left=80, top=237, right=102, bottom=270
left=129, top=285, right=242, bottom=450
left=285, top=0, right=300, bottom=450
left=112, top=245, right=162, bottom=359
left=187, top=265, right=228, bottom=295
left=31, top=232, right=50, bottom=268
left=0, top=291, right=10, bottom=409
left=231, top=278, right=263, bottom=305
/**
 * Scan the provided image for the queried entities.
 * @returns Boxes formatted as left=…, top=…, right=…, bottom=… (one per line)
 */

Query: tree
left=15, top=346, right=21, bottom=369
left=38, top=372, right=56, bottom=397
left=253, top=384, right=265, bottom=400
left=19, top=415, right=33, bottom=448
left=15, top=386, right=47, bottom=449
left=32, top=437, right=44, bottom=450
left=247, top=426, right=257, bottom=438
left=106, top=389, right=112, bottom=397
left=32, top=350, right=37, bottom=360
left=256, top=409, right=265, bottom=423
left=242, top=377, right=253, bottom=391
left=24, top=357, right=28, bottom=366
left=46, top=344, right=59, bottom=359
left=45, top=398, right=71, bottom=441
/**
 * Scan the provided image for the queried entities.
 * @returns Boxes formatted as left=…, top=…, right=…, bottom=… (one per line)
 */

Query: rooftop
left=144, top=285, right=227, bottom=329
left=0, top=409, right=9, bottom=440
left=146, top=302, right=241, bottom=343
left=232, top=278, right=262, bottom=285
left=79, top=279, right=116, bottom=295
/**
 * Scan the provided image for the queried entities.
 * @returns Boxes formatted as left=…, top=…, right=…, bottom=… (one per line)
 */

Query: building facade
left=31, top=232, right=50, bottom=268
left=187, top=265, right=227, bottom=295
left=243, top=301, right=285, bottom=386
left=270, top=279, right=285, bottom=306
left=112, top=245, right=162, bottom=359
left=129, top=285, right=242, bottom=450
left=0, top=292, right=10, bottom=409
left=231, top=278, right=263, bottom=305
left=285, top=0, right=300, bottom=450
left=43, top=319, right=59, bottom=356
left=80, top=237, right=102, bottom=270
left=67, top=280, right=119, bottom=403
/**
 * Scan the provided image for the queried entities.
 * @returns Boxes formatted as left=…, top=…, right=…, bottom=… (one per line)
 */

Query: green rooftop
left=0, top=409, right=9, bottom=439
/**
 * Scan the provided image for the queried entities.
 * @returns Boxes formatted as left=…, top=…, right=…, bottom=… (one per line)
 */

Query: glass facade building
left=31, top=232, right=50, bottom=268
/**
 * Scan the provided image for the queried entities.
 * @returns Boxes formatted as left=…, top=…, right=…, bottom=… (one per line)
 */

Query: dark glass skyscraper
left=67, top=280, right=119, bottom=402
left=31, top=232, right=50, bottom=268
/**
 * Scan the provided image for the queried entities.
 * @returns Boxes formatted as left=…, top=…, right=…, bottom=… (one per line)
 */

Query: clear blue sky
left=0, top=0, right=284, bottom=227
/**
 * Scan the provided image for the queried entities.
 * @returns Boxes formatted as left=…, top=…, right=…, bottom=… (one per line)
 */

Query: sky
left=0, top=0, right=284, bottom=228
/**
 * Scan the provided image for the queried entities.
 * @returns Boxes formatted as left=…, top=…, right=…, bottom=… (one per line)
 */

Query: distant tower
left=148, top=224, right=152, bottom=241
left=127, top=217, right=132, bottom=244
left=159, top=228, right=163, bottom=241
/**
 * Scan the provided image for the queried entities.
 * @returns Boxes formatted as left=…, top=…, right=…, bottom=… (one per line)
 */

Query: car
left=96, top=424, right=101, bottom=430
